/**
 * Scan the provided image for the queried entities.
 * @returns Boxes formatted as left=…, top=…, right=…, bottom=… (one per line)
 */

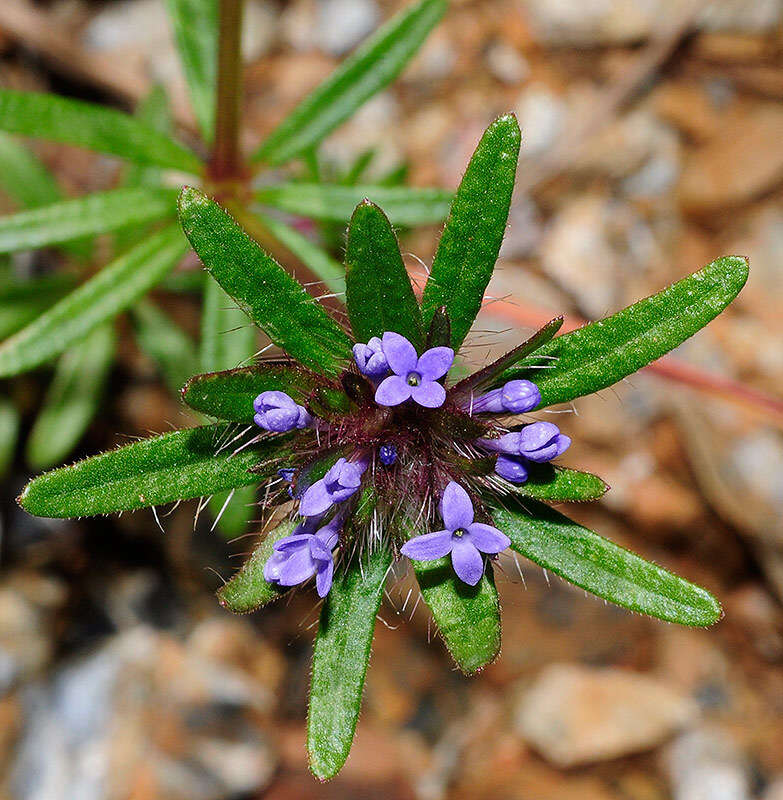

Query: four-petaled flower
left=299, top=457, right=369, bottom=517
left=254, top=390, right=312, bottom=432
left=352, top=336, right=389, bottom=378
left=374, top=332, right=454, bottom=408
left=264, top=517, right=339, bottom=597
left=401, top=481, right=510, bottom=585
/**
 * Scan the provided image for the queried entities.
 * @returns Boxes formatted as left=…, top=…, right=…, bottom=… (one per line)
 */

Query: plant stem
left=209, top=0, right=245, bottom=180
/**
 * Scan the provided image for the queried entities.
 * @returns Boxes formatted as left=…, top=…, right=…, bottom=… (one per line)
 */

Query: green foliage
left=217, top=519, right=297, bottom=612
left=131, top=300, right=198, bottom=394
left=18, top=425, right=290, bottom=518
left=0, top=275, right=76, bottom=341
left=253, top=0, right=447, bottom=165
left=0, top=188, right=177, bottom=254
left=421, top=114, right=521, bottom=351
left=492, top=498, right=722, bottom=627
left=490, top=465, right=609, bottom=502
left=307, top=545, right=392, bottom=780
left=164, top=0, right=218, bottom=142
left=0, top=225, right=187, bottom=377
left=256, top=182, right=452, bottom=227
left=0, top=131, right=64, bottom=210
left=26, top=325, right=116, bottom=470
left=0, top=90, right=202, bottom=173
left=178, top=188, right=352, bottom=376
left=0, top=396, right=20, bottom=478
left=414, top=557, right=500, bottom=675
left=345, top=200, right=424, bottom=349
left=501, top=256, right=750, bottom=407
left=182, top=363, right=321, bottom=421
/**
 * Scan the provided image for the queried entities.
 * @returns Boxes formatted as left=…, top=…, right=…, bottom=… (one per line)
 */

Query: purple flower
left=299, top=457, right=368, bottom=517
left=254, top=390, right=312, bottom=432
left=477, top=421, right=571, bottom=484
left=400, top=481, right=510, bottom=586
left=379, top=443, right=397, bottom=466
left=264, top=517, right=340, bottom=597
left=352, top=337, right=389, bottom=378
left=466, top=380, right=541, bottom=414
left=375, top=332, right=454, bottom=409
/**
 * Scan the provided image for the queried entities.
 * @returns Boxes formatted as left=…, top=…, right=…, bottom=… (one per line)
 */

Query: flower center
left=453, top=527, right=467, bottom=538
left=407, top=371, right=422, bottom=386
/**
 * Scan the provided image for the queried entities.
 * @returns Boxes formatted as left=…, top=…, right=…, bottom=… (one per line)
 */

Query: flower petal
left=410, top=380, right=446, bottom=408
left=275, top=548, right=317, bottom=586
left=467, top=522, right=510, bottom=554
left=375, top=375, right=412, bottom=406
left=299, top=479, right=334, bottom=517
left=273, top=533, right=313, bottom=552
left=416, top=346, right=454, bottom=381
left=450, top=538, right=484, bottom=586
left=439, top=481, right=474, bottom=530
left=264, top=550, right=286, bottom=582
left=315, top=557, right=334, bottom=597
left=553, top=433, right=571, bottom=457
left=309, top=535, right=333, bottom=562
left=495, top=454, right=528, bottom=483
left=400, top=529, right=454, bottom=561
left=382, top=331, right=418, bottom=375
left=518, top=421, right=561, bottom=451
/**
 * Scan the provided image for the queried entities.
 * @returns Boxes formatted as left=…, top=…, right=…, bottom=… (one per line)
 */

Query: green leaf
left=0, top=131, right=63, bottom=210
left=421, top=114, right=521, bottom=351
left=131, top=300, right=198, bottom=394
left=217, top=518, right=298, bottom=612
left=488, top=465, right=608, bottom=502
left=210, top=484, right=257, bottom=539
left=492, top=498, right=722, bottom=626
left=0, top=395, right=20, bottom=478
left=0, top=188, right=178, bottom=254
left=255, top=212, right=345, bottom=295
left=164, top=0, right=218, bottom=142
left=0, top=225, right=187, bottom=377
left=19, top=425, right=291, bottom=518
left=182, top=362, right=322, bottom=421
left=308, top=544, right=392, bottom=780
left=501, top=256, right=750, bottom=407
left=252, top=0, right=446, bottom=165
left=178, top=188, right=352, bottom=376
left=25, top=324, right=116, bottom=470
left=256, top=183, right=452, bottom=227
left=0, top=275, right=76, bottom=340
left=0, top=89, right=202, bottom=173
left=345, top=200, right=424, bottom=348
left=414, top=557, right=501, bottom=675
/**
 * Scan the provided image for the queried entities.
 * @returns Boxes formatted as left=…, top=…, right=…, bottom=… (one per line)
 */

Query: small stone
left=516, top=663, right=698, bottom=767
left=514, top=85, right=567, bottom=157
left=663, top=728, right=751, bottom=800
left=316, top=0, right=381, bottom=55
left=485, top=41, right=530, bottom=85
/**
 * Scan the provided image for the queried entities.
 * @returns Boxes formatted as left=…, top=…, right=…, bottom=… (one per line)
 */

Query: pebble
left=514, top=85, right=567, bottom=157
left=485, top=41, right=530, bottom=85
left=516, top=663, right=698, bottom=767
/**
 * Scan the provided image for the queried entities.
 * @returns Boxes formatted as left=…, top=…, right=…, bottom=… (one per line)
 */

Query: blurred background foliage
left=0, top=0, right=782, bottom=798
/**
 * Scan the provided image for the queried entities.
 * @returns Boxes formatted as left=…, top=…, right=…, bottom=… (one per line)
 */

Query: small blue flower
left=254, top=391, right=312, bottom=432
left=352, top=337, right=389, bottom=378
left=379, top=443, right=397, bottom=466
left=466, top=379, right=541, bottom=414
left=299, top=457, right=369, bottom=517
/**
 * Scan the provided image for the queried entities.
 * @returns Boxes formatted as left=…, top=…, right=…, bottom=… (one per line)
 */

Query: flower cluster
left=253, top=330, right=571, bottom=595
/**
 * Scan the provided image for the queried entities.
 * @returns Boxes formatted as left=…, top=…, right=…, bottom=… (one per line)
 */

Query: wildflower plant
left=19, top=113, right=748, bottom=779
left=0, top=0, right=449, bottom=498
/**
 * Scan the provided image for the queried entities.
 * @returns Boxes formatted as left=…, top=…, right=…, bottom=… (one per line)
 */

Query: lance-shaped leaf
left=218, top=519, right=298, bottom=612
left=164, top=0, right=217, bottom=142
left=255, top=212, right=345, bottom=295
left=414, top=557, right=501, bottom=675
left=256, top=183, right=452, bottom=227
left=0, top=396, right=20, bottom=478
left=132, top=300, right=198, bottom=394
left=421, top=115, right=521, bottom=351
left=26, top=325, right=116, bottom=470
left=178, top=188, right=352, bottom=376
left=0, top=275, right=76, bottom=341
left=0, top=225, right=187, bottom=377
left=19, top=425, right=291, bottom=518
left=500, top=256, right=750, bottom=407
left=253, top=0, right=446, bottom=165
left=345, top=200, right=424, bottom=349
left=0, top=188, right=178, bottom=254
left=0, top=131, right=63, bottom=210
left=491, top=498, right=722, bottom=626
left=308, top=544, right=392, bottom=780
left=486, top=465, right=609, bottom=502
left=0, top=90, right=202, bottom=173
left=183, top=363, right=323, bottom=421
